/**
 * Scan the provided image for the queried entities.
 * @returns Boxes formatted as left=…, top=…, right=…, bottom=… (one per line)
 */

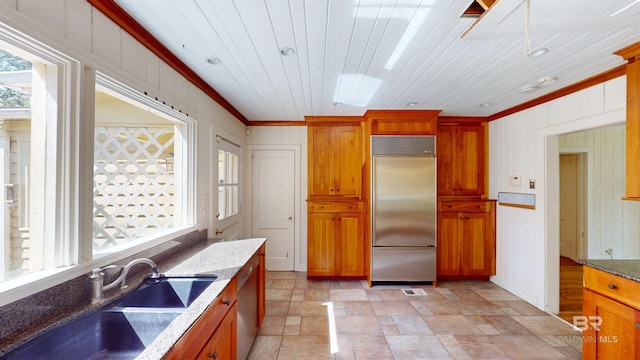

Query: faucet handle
left=88, top=265, right=116, bottom=277
left=100, top=264, right=118, bottom=272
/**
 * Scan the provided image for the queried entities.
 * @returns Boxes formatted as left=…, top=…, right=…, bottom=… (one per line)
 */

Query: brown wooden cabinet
left=165, top=277, right=238, bottom=360
left=196, top=303, right=237, bottom=360
left=365, top=109, right=439, bottom=135
left=582, top=266, right=640, bottom=359
left=437, top=200, right=495, bottom=278
left=437, top=124, right=486, bottom=196
left=308, top=125, right=363, bottom=198
left=307, top=201, right=365, bottom=277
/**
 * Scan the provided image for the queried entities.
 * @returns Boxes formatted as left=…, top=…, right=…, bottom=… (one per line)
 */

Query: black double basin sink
left=1, top=276, right=218, bottom=360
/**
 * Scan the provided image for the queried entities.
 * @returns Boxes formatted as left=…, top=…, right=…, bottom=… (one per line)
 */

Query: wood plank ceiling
left=113, top=0, right=640, bottom=121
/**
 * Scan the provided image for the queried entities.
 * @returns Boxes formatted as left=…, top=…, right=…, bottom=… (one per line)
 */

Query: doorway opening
left=556, top=151, right=588, bottom=323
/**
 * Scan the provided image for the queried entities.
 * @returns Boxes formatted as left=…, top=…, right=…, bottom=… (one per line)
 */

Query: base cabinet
left=582, top=266, right=640, bottom=359
left=165, top=277, right=238, bottom=359
left=196, top=303, right=237, bottom=360
left=437, top=200, right=495, bottom=278
left=307, top=201, right=365, bottom=278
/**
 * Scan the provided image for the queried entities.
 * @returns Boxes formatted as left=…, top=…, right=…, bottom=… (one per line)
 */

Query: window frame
left=216, top=136, right=241, bottom=227
left=91, top=74, right=197, bottom=259
left=0, top=30, right=198, bottom=307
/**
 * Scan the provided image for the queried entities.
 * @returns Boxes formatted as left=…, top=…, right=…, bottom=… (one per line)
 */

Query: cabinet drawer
left=308, top=201, right=364, bottom=213
left=438, top=201, right=490, bottom=213
left=583, top=266, right=640, bottom=310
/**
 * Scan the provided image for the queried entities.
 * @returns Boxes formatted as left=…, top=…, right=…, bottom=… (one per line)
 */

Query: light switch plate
left=510, top=175, right=522, bottom=186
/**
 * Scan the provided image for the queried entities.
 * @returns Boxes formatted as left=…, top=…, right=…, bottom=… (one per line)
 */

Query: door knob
left=289, top=216, right=293, bottom=220
left=215, top=228, right=224, bottom=235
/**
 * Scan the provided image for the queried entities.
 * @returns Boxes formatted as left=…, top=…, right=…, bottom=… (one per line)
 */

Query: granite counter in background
left=578, top=259, right=640, bottom=283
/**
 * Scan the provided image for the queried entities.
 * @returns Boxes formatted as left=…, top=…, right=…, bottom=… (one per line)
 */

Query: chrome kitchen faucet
left=88, top=258, right=159, bottom=304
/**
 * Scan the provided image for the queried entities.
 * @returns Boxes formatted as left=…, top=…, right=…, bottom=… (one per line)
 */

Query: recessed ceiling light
left=206, top=57, right=222, bottom=65
left=537, top=76, right=557, bottom=85
left=519, top=85, right=538, bottom=94
left=528, top=48, right=549, bottom=58
left=479, top=103, right=492, bottom=108
left=406, top=102, right=418, bottom=107
left=279, top=47, right=296, bottom=56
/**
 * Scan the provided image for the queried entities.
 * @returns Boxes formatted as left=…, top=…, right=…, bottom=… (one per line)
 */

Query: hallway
left=247, top=271, right=582, bottom=359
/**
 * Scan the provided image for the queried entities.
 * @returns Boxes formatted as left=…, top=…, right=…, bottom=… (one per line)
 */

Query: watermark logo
left=560, top=316, right=618, bottom=344
left=572, top=315, right=602, bottom=332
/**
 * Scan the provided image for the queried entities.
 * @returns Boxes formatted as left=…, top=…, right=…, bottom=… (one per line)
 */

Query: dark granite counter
left=0, top=236, right=266, bottom=359
left=578, top=259, right=640, bottom=282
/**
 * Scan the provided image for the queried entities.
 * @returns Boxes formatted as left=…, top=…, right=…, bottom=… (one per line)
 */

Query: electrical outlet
left=605, top=248, right=613, bottom=256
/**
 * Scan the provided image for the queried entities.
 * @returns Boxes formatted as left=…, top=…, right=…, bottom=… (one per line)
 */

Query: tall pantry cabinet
left=436, top=119, right=496, bottom=280
left=306, top=116, right=366, bottom=279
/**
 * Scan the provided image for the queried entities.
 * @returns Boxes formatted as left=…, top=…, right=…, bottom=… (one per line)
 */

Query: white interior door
left=560, top=154, right=579, bottom=259
left=252, top=149, right=295, bottom=270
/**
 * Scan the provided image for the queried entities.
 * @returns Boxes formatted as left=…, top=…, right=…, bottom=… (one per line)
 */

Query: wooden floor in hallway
left=247, top=271, right=582, bottom=360
left=557, top=256, right=583, bottom=324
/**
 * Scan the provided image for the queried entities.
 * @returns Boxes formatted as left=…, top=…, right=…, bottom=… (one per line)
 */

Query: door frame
left=246, top=144, right=304, bottom=271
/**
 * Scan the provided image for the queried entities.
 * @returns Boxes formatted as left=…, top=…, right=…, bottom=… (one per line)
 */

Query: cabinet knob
left=336, top=189, right=340, bottom=192
left=210, top=352, right=218, bottom=359
left=608, top=284, right=617, bottom=290
left=223, top=300, right=231, bottom=305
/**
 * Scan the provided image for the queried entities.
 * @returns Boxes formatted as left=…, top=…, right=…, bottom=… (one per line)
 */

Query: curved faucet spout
left=103, top=258, right=159, bottom=292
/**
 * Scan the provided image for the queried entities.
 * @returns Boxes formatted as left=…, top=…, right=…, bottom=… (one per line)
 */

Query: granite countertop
left=136, top=237, right=266, bottom=360
left=579, top=259, right=640, bottom=283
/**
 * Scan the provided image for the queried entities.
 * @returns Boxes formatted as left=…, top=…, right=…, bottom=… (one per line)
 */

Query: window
left=93, top=76, right=195, bottom=256
left=217, top=137, right=239, bottom=220
left=0, top=27, right=197, bottom=305
left=0, top=44, right=57, bottom=281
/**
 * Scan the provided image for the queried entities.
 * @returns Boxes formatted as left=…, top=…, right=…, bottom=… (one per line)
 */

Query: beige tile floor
left=247, top=271, right=582, bottom=360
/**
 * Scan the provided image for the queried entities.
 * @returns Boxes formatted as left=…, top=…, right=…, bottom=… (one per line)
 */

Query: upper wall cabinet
left=437, top=123, right=487, bottom=196
left=365, top=110, right=440, bottom=135
left=307, top=117, right=364, bottom=198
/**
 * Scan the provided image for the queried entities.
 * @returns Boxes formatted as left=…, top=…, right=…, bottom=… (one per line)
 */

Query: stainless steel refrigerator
left=371, top=136, right=436, bottom=283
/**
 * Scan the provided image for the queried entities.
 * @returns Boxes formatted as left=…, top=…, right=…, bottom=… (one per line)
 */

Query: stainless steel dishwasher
left=237, top=252, right=260, bottom=360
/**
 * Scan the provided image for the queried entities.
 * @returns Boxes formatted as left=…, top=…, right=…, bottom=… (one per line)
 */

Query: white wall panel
left=605, top=76, right=626, bottom=112
left=120, top=32, right=139, bottom=78
left=490, top=77, right=627, bottom=311
left=66, top=0, right=92, bottom=52
left=91, top=9, right=121, bottom=71
left=18, top=0, right=65, bottom=38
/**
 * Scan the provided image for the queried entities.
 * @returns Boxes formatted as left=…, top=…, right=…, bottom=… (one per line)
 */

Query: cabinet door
left=336, top=212, right=364, bottom=276
left=436, top=126, right=456, bottom=195
left=460, top=213, right=491, bottom=276
left=196, top=303, right=237, bottom=360
left=437, top=213, right=462, bottom=276
left=308, top=126, right=335, bottom=196
left=335, top=126, right=362, bottom=197
left=308, top=213, right=336, bottom=276
left=455, top=126, right=485, bottom=195
left=582, top=289, right=640, bottom=359
left=436, top=125, right=485, bottom=196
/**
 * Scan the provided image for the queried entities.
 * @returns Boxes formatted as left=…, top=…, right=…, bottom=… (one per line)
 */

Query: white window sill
left=0, top=226, right=198, bottom=307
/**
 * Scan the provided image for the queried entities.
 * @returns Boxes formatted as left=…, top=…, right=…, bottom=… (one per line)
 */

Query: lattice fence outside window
left=93, top=127, right=175, bottom=250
